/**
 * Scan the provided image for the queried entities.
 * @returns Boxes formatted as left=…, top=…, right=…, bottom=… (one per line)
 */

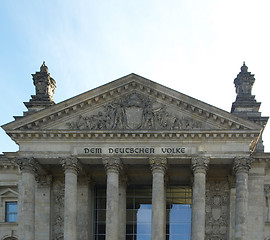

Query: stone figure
left=67, top=93, right=202, bottom=130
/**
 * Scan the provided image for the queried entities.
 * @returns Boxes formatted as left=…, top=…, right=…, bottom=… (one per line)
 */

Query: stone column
left=150, top=157, right=167, bottom=240
left=36, top=175, right=52, bottom=240
left=119, top=175, right=127, bottom=240
left=61, top=158, right=81, bottom=240
left=233, top=157, right=253, bottom=240
left=103, top=157, right=122, bottom=240
left=16, top=158, right=38, bottom=240
left=191, top=157, right=210, bottom=240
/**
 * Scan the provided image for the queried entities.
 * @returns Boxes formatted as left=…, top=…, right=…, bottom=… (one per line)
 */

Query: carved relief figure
left=112, top=101, right=127, bottom=129
left=67, top=92, right=202, bottom=130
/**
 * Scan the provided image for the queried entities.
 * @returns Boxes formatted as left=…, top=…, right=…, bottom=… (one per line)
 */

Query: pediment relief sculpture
left=67, top=93, right=202, bottom=130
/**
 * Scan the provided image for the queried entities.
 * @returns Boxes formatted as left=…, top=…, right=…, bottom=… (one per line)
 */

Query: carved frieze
left=52, top=179, right=65, bottom=240
left=67, top=93, right=202, bottom=130
left=205, top=180, right=229, bottom=240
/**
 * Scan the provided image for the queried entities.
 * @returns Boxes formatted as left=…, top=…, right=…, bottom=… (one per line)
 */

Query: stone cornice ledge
left=6, top=130, right=260, bottom=141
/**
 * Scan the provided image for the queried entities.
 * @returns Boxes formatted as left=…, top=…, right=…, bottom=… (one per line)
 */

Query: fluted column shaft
left=61, top=158, right=81, bottom=240
left=103, top=157, right=122, bottom=240
left=191, top=157, right=210, bottom=240
left=16, top=158, right=37, bottom=240
left=119, top=176, right=127, bottom=240
left=233, top=157, right=253, bottom=240
left=150, top=158, right=167, bottom=240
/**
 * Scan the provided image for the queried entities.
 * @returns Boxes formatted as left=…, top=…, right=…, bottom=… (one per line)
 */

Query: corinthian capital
left=15, top=157, right=39, bottom=174
left=191, top=157, right=210, bottom=174
left=103, top=157, right=122, bottom=174
left=60, top=157, right=82, bottom=175
left=149, top=157, right=167, bottom=173
left=233, top=157, right=253, bottom=174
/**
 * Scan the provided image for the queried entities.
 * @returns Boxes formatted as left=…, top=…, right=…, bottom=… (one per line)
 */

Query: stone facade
left=1, top=63, right=270, bottom=240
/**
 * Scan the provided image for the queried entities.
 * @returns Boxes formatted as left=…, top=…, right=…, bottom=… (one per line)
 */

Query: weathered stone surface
left=1, top=68, right=269, bottom=240
left=150, top=158, right=167, bottom=240
left=233, top=157, right=253, bottom=240
left=67, top=92, right=202, bottom=131
left=191, top=157, right=210, bottom=240
left=205, top=180, right=229, bottom=240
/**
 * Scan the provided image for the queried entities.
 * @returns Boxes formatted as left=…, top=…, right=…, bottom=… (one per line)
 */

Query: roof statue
left=231, top=62, right=268, bottom=151
left=23, top=61, right=56, bottom=116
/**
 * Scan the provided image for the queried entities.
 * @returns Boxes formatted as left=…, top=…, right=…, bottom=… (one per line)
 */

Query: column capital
left=191, top=157, right=210, bottom=174
left=233, top=156, right=253, bottom=174
left=103, top=157, right=122, bottom=174
left=149, top=157, right=167, bottom=173
left=15, top=157, right=39, bottom=174
left=60, top=157, right=82, bottom=175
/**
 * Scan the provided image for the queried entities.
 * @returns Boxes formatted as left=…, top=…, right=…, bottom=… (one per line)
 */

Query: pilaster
left=77, top=176, right=94, bottom=240
left=119, top=175, right=128, bottom=240
left=265, top=185, right=270, bottom=223
left=227, top=175, right=236, bottom=240
left=247, top=161, right=265, bottom=240
left=36, top=175, right=52, bottom=240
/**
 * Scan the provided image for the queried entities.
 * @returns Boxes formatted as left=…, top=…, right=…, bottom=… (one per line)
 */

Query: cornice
left=2, top=75, right=261, bottom=132
left=6, top=130, right=260, bottom=142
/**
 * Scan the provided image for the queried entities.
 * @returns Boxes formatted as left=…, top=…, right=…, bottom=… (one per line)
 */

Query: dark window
left=94, top=186, right=191, bottom=240
left=5, top=202, right=18, bottom=222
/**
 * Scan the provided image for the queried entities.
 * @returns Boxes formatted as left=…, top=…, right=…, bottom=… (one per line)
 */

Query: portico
left=1, top=63, right=269, bottom=240
left=12, top=152, right=254, bottom=240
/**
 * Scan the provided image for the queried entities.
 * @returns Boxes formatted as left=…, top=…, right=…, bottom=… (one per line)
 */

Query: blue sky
left=1, top=0, right=270, bottom=153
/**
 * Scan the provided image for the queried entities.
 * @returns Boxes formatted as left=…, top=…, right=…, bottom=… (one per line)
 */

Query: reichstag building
left=1, top=62, right=270, bottom=240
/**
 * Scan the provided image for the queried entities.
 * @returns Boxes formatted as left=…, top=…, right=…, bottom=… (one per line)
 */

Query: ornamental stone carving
left=103, top=157, right=123, bottom=174
left=67, top=92, right=202, bottom=130
left=149, top=157, right=167, bottom=173
left=52, top=179, right=65, bottom=240
left=15, top=157, right=39, bottom=174
left=233, top=157, right=253, bottom=174
left=191, top=157, right=210, bottom=174
left=32, top=61, right=56, bottom=102
left=205, top=180, right=229, bottom=240
left=60, top=157, right=82, bottom=175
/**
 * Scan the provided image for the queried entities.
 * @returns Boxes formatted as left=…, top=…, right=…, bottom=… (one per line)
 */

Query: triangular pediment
left=2, top=73, right=262, bottom=134
left=0, top=188, right=18, bottom=198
